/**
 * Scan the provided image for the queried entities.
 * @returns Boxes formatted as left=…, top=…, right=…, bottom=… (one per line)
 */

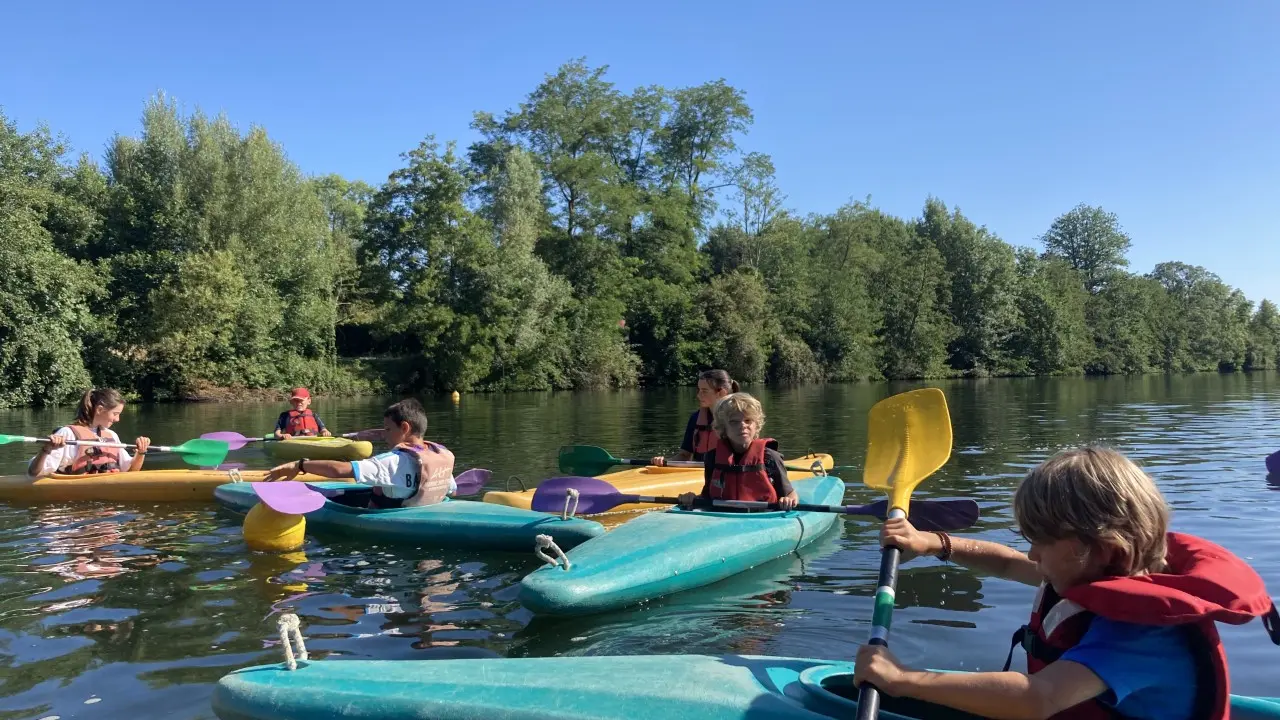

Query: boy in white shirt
left=263, top=398, right=454, bottom=508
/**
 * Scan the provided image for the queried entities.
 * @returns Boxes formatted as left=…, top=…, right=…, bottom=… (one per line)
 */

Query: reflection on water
left=0, top=373, right=1278, bottom=718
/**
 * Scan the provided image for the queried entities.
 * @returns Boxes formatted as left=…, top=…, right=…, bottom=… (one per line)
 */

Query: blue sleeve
left=275, top=412, right=288, bottom=431
left=679, top=412, right=697, bottom=454
left=314, top=415, right=326, bottom=430
left=1059, top=618, right=1197, bottom=719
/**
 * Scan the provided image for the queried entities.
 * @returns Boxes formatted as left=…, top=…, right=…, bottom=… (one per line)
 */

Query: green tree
left=1247, top=299, right=1280, bottom=370
left=917, top=197, right=1019, bottom=374
left=1040, top=204, right=1132, bottom=293
left=0, top=113, right=96, bottom=406
left=1007, top=252, right=1091, bottom=374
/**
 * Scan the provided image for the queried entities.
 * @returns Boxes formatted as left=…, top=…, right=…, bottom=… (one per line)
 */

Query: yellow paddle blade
left=862, top=387, right=953, bottom=514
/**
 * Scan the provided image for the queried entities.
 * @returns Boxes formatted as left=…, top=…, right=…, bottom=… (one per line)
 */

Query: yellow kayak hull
left=266, top=437, right=374, bottom=462
left=482, top=453, right=835, bottom=515
left=0, top=470, right=341, bottom=503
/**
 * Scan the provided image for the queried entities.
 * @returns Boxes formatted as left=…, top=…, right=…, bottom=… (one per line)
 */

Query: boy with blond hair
left=854, top=446, right=1279, bottom=720
left=678, top=392, right=800, bottom=511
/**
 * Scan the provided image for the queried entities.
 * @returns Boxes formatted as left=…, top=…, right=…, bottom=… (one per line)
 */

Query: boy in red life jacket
left=263, top=398, right=455, bottom=509
left=676, top=393, right=800, bottom=511
left=650, top=369, right=739, bottom=467
left=273, top=387, right=332, bottom=439
left=853, top=447, right=1280, bottom=720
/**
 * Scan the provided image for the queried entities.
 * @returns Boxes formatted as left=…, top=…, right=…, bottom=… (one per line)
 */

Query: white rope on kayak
left=534, top=534, right=571, bottom=571
left=560, top=488, right=580, bottom=520
left=228, top=468, right=245, bottom=483
left=277, top=613, right=309, bottom=670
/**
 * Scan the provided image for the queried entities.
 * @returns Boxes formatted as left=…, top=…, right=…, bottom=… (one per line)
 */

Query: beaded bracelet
left=933, top=531, right=953, bottom=562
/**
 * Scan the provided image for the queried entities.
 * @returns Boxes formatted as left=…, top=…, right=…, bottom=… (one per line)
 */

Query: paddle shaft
left=10, top=435, right=181, bottom=453
left=650, top=458, right=823, bottom=473
left=856, top=506, right=905, bottom=720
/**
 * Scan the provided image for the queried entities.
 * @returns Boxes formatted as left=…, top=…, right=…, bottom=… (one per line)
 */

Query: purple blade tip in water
left=250, top=482, right=326, bottom=514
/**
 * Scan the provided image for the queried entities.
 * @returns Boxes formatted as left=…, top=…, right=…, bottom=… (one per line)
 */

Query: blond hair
left=711, top=393, right=765, bottom=436
left=1013, top=447, right=1169, bottom=576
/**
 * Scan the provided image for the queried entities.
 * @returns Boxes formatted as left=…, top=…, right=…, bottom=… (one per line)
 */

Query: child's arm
left=854, top=646, right=1107, bottom=720
left=273, top=413, right=289, bottom=440
left=881, top=517, right=1041, bottom=586
left=263, top=459, right=354, bottom=481
left=765, top=450, right=798, bottom=509
left=676, top=456, right=714, bottom=507
left=316, top=416, right=332, bottom=438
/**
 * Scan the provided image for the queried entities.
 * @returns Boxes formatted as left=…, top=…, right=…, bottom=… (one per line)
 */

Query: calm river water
left=1, top=374, right=1277, bottom=718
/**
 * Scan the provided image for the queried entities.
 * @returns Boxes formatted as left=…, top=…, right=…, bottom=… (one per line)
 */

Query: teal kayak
left=213, top=482, right=605, bottom=552
left=211, top=653, right=1280, bottom=719
left=518, top=474, right=846, bottom=616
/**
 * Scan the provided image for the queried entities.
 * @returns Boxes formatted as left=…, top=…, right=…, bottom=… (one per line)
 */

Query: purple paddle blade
left=250, top=482, right=326, bottom=514
left=452, top=468, right=492, bottom=496
left=200, top=431, right=254, bottom=450
left=1267, top=450, right=1280, bottom=476
left=531, top=476, right=631, bottom=514
left=859, top=498, right=981, bottom=532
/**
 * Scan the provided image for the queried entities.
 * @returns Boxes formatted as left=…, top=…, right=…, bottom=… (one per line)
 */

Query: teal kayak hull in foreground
left=518, top=475, right=846, bottom=615
left=212, top=654, right=1280, bottom=720
left=213, top=482, right=605, bottom=552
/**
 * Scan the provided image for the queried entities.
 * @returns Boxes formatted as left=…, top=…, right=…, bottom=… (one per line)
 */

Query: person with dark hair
left=651, top=369, right=740, bottom=467
left=27, top=388, right=151, bottom=479
left=263, top=398, right=455, bottom=509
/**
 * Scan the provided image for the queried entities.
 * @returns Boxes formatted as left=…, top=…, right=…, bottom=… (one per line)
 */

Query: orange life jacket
left=64, top=424, right=122, bottom=474
left=404, top=442, right=456, bottom=508
left=1005, top=532, right=1280, bottom=720
left=283, top=409, right=321, bottom=436
left=708, top=437, right=779, bottom=503
left=690, top=408, right=717, bottom=457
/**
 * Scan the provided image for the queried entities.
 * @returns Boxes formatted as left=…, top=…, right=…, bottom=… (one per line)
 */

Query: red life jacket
left=708, top=437, right=779, bottom=503
left=1005, top=532, right=1280, bottom=720
left=283, top=409, right=321, bottom=436
left=690, top=408, right=717, bottom=457
left=64, top=424, right=122, bottom=474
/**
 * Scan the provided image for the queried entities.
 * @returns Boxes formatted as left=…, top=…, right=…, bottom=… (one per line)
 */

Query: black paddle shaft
left=856, top=543, right=902, bottom=720
left=643, top=495, right=872, bottom=513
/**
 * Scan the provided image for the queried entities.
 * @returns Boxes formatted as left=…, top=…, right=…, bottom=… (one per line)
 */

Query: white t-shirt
left=350, top=450, right=456, bottom=500
left=28, top=426, right=134, bottom=479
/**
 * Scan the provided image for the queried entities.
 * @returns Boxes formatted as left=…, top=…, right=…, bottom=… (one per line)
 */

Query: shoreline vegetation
left=3, top=59, right=1277, bottom=408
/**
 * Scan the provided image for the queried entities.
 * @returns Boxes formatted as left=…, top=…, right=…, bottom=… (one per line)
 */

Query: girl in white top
left=27, top=388, right=151, bottom=479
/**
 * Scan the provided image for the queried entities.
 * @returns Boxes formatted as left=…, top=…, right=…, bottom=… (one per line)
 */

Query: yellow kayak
left=482, top=453, right=835, bottom=515
left=0, top=469, right=340, bottom=503
left=266, top=437, right=374, bottom=462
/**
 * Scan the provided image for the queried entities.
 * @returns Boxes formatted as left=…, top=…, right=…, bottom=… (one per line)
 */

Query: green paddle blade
left=168, top=439, right=230, bottom=468
left=0, top=434, right=34, bottom=446
left=557, top=445, right=622, bottom=476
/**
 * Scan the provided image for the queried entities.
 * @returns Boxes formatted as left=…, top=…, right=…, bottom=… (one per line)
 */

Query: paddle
left=200, top=431, right=357, bottom=451
left=258, top=468, right=495, bottom=508
left=528, top=475, right=977, bottom=530
left=0, top=434, right=230, bottom=468
left=855, top=387, right=954, bottom=720
left=558, top=444, right=832, bottom=477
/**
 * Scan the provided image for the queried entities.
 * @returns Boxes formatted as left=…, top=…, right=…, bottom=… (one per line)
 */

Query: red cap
left=290, top=387, right=311, bottom=400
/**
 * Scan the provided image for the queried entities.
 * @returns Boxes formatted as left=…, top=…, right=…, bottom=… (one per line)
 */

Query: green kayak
left=519, top=474, right=846, bottom=616
left=212, top=653, right=1280, bottom=719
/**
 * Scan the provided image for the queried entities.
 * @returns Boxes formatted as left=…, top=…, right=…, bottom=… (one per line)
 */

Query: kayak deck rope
left=277, top=613, right=309, bottom=670
left=534, top=534, right=571, bottom=571
left=228, top=468, right=245, bottom=483
left=560, top=488, right=580, bottom=520
left=809, top=460, right=826, bottom=476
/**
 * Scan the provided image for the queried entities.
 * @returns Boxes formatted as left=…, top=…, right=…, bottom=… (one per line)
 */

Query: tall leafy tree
left=1040, top=204, right=1132, bottom=293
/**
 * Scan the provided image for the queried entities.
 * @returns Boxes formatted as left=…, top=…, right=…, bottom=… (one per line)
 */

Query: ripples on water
left=0, top=374, right=1277, bottom=718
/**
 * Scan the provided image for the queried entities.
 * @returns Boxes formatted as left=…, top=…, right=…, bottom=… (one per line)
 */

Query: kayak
left=0, top=469, right=338, bottom=503
left=212, top=653, right=1280, bottom=719
left=266, top=436, right=373, bottom=462
left=483, top=452, right=835, bottom=514
left=518, top=474, right=845, bottom=615
left=214, top=481, right=605, bottom=552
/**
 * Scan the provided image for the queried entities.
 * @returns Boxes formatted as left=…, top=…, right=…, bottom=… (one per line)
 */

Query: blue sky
left=4, top=1, right=1276, bottom=302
